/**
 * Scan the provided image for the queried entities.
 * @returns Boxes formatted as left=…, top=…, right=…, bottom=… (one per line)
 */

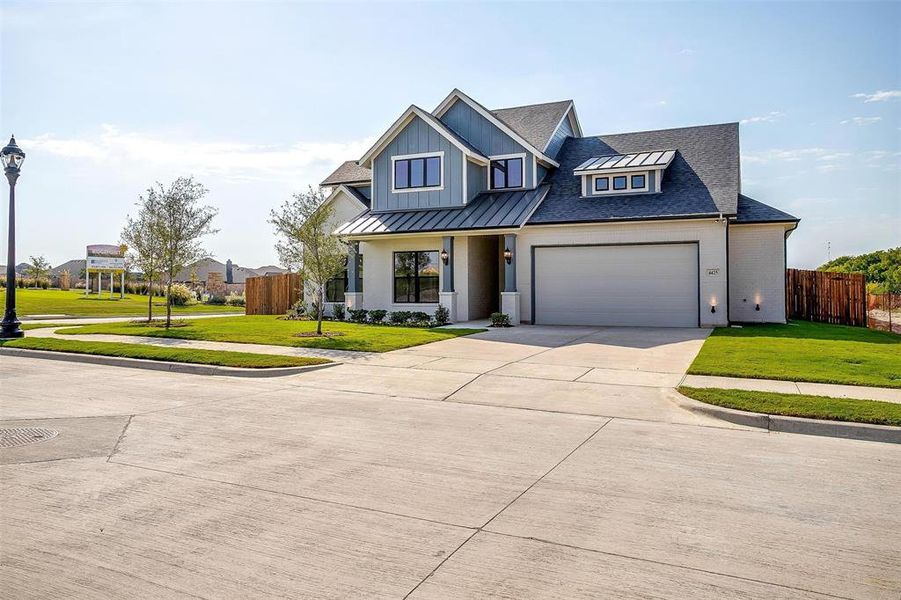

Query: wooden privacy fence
left=785, top=269, right=867, bottom=326
left=245, top=273, right=301, bottom=315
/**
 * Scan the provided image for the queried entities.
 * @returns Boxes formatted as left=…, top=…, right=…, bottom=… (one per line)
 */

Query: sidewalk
left=681, top=374, right=901, bottom=404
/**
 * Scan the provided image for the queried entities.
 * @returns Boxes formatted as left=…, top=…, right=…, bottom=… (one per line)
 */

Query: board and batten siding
left=439, top=99, right=535, bottom=187
left=467, top=160, right=486, bottom=202
left=545, top=111, right=574, bottom=159
left=372, top=115, right=465, bottom=212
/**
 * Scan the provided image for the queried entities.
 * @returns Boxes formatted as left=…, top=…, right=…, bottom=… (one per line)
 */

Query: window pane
left=394, top=252, right=416, bottom=277
left=613, top=176, right=627, bottom=190
left=631, top=174, right=646, bottom=189
left=395, top=160, right=409, bottom=189
left=394, top=277, right=414, bottom=303
left=507, top=158, right=523, bottom=188
left=410, top=158, right=425, bottom=187
left=418, top=277, right=439, bottom=303
left=418, top=251, right=439, bottom=277
left=491, top=161, right=506, bottom=189
left=425, top=157, right=441, bottom=187
left=595, top=177, right=609, bottom=191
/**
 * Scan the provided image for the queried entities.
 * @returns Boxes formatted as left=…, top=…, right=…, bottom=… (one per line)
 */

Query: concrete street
left=2, top=326, right=899, bottom=599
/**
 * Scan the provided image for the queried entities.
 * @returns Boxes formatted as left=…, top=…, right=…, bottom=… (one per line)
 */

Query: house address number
left=706, top=268, right=720, bottom=277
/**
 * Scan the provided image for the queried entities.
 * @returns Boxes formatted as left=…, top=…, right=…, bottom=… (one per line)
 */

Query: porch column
left=344, top=241, right=363, bottom=313
left=439, top=236, right=457, bottom=322
left=501, top=233, right=521, bottom=325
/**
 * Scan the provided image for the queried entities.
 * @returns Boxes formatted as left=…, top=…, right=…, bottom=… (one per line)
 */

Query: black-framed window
left=394, top=155, right=441, bottom=190
left=613, top=176, right=628, bottom=190
left=394, top=251, right=439, bottom=303
left=490, top=157, right=524, bottom=189
left=325, top=255, right=363, bottom=303
left=594, top=177, right=609, bottom=192
left=631, top=174, right=646, bottom=189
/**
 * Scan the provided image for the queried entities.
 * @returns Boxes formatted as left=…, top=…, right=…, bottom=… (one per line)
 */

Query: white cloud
left=679, top=48, right=695, bottom=55
left=21, top=125, right=376, bottom=185
left=852, top=90, right=901, bottom=103
left=840, top=116, right=883, bottom=126
left=741, top=147, right=828, bottom=164
left=740, top=111, right=785, bottom=125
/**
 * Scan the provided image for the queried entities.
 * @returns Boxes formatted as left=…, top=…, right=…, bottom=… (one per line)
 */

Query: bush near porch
left=688, top=320, right=901, bottom=388
left=54, top=315, right=485, bottom=353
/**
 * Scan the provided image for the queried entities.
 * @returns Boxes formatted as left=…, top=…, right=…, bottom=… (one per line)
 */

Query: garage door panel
left=534, top=244, right=699, bottom=327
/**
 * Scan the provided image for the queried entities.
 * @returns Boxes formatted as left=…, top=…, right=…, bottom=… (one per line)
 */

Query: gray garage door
left=533, top=243, right=699, bottom=327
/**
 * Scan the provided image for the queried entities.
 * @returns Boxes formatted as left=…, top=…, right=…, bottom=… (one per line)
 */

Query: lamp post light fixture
left=1, top=135, right=25, bottom=339
left=503, top=247, right=513, bottom=264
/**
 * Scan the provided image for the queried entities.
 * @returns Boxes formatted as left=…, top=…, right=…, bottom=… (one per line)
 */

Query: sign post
left=85, top=244, right=127, bottom=299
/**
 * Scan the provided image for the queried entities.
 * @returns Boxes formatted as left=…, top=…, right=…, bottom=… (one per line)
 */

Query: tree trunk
left=165, top=280, right=172, bottom=329
left=316, top=284, right=324, bottom=335
left=147, top=279, right=154, bottom=323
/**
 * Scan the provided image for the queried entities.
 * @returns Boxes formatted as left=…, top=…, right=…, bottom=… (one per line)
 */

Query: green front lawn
left=688, top=320, right=901, bottom=388
left=55, top=315, right=485, bottom=353
left=1, top=288, right=244, bottom=318
left=0, top=337, right=331, bottom=369
left=678, top=387, right=901, bottom=427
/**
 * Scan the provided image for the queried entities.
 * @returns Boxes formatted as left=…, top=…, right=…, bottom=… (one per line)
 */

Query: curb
left=672, top=391, right=901, bottom=444
left=0, top=347, right=338, bottom=378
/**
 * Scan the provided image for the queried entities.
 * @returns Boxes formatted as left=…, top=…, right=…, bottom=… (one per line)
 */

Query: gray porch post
left=439, top=235, right=457, bottom=322
left=501, top=233, right=521, bottom=324
left=344, top=241, right=363, bottom=314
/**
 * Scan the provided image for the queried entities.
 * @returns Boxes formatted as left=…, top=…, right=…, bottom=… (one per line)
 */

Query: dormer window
left=594, top=177, right=609, bottom=192
left=631, top=174, right=646, bottom=189
left=613, top=176, right=627, bottom=190
left=392, top=152, right=443, bottom=193
left=575, top=149, right=674, bottom=197
left=490, top=154, right=525, bottom=190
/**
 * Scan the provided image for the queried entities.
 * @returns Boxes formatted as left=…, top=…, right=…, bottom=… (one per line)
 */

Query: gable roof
left=321, top=160, right=371, bottom=186
left=433, top=89, right=561, bottom=167
left=358, top=104, right=489, bottom=167
left=528, top=122, right=741, bottom=225
left=733, top=194, right=798, bottom=223
left=492, top=100, right=580, bottom=152
left=335, top=185, right=549, bottom=237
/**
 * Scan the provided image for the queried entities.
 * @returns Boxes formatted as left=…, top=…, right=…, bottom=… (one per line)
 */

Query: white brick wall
left=728, top=224, right=787, bottom=323
left=516, top=219, right=730, bottom=326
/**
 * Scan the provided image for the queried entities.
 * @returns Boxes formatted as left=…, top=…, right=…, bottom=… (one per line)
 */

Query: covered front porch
left=343, top=231, right=523, bottom=325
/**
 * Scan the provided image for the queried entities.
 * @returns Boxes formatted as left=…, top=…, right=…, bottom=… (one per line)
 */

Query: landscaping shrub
left=434, top=305, right=450, bottom=326
left=369, top=309, right=387, bottom=324
left=205, top=296, right=226, bottom=305
left=284, top=300, right=306, bottom=320
left=489, top=312, right=511, bottom=327
left=167, top=283, right=195, bottom=306
left=225, top=293, right=246, bottom=307
left=348, top=308, right=368, bottom=324
left=390, top=310, right=412, bottom=325
left=332, top=303, right=346, bottom=321
left=410, top=311, right=431, bottom=326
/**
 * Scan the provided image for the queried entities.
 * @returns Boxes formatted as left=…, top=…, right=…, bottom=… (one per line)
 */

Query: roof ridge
left=491, top=99, right=572, bottom=112
left=584, top=121, right=739, bottom=139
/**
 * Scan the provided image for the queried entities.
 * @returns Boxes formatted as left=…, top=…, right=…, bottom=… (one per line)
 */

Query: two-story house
left=318, top=89, right=799, bottom=327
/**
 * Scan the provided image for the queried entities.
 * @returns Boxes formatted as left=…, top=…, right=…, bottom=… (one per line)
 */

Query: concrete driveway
left=2, top=326, right=899, bottom=599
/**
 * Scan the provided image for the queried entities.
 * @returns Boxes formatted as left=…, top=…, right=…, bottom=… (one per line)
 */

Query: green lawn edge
left=0, top=337, right=331, bottom=369
left=687, top=320, right=901, bottom=389
left=54, top=315, right=486, bottom=353
left=1, top=288, right=244, bottom=318
left=678, top=386, right=901, bottom=427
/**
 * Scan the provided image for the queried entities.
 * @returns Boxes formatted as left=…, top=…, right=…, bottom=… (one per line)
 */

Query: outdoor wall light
left=440, top=249, right=449, bottom=265
left=755, top=303, right=761, bottom=311
left=504, top=247, right=513, bottom=264
left=710, top=305, right=716, bottom=313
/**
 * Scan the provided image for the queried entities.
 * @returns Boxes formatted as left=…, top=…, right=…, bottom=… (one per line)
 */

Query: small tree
left=154, top=177, right=218, bottom=328
left=121, top=188, right=165, bottom=322
left=27, top=255, right=51, bottom=286
left=269, top=186, right=346, bottom=335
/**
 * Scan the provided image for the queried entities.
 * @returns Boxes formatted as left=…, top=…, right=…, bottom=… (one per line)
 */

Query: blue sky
left=2, top=0, right=898, bottom=269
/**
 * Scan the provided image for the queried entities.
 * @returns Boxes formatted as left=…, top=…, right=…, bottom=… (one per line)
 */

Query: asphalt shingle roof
left=734, top=194, right=798, bottom=223
left=335, top=185, right=549, bottom=236
left=320, top=160, right=371, bottom=186
left=492, top=100, right=573, bottom=153
left=528, top=122, right=741, bottom=225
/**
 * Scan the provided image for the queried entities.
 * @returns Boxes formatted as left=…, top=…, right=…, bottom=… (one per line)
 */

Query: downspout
left=784, top=221, right=800, bottom=322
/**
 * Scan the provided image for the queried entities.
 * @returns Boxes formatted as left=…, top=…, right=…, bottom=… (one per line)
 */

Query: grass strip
left=0, top=337, right=331, bottom=369
left=678, top=386, right=901, bottom=427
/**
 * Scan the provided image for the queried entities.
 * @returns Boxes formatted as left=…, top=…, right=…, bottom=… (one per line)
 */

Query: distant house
left=174, top=258, right=285, bottom=287
left=318, top=88, right=799, bottom=326
left=49, top=259, right=86, bottom=280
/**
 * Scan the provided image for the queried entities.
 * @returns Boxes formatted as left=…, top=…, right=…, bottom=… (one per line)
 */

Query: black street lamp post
left=1, top=135, right=25, bottom=339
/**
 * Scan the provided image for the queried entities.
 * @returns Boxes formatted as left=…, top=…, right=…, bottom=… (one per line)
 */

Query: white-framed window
left=489, top=153, right=526, bottom=190
left=590, top=171, right=649, bottom=195
left=391, top=151, right=444, bottom=193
